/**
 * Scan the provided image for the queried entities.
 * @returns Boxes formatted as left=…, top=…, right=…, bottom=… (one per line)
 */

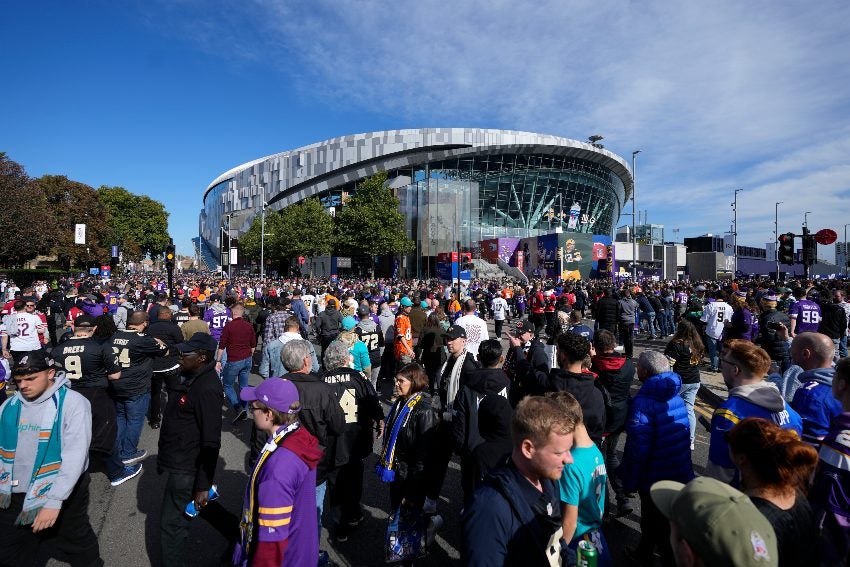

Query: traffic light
left=802, top=228, right=817, bottom=266
left=778, top=233, right=795, bottom=265
left=165, top=243, right=176, bottom=270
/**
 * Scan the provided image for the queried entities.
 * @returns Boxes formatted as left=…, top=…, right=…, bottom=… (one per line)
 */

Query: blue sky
left=3, top=0, right=850, bottom=259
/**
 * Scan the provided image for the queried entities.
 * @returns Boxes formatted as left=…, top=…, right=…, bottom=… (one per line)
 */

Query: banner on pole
left=723, top=234, right=734, bottom=256
left=75, top=224, right=86, bottom=245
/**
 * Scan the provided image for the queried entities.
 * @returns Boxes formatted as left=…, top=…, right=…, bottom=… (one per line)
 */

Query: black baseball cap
left=74, top=315, right=97, bottom=328
left=515, top=319, right=536, bottom=335
left=445, top=325, right=467, bottom=340
left=13, top=350, right=55, bottom=375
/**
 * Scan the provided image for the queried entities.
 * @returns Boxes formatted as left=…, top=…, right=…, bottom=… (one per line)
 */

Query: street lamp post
left=775, top=201, right=783, bottom=282
left=631, top=150, right=641, bottom=281
left=260, top=185, right=267, bottom=280
left=842, top=223, right=850, bottom=278
left=732, top=189, right=743, bottom=277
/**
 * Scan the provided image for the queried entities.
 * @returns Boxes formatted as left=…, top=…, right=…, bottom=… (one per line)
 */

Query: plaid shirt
left=263, top=310, right=292, bottom=344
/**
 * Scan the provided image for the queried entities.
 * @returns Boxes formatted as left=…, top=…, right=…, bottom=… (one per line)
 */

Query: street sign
left=815, top=228, right=837, bottom=245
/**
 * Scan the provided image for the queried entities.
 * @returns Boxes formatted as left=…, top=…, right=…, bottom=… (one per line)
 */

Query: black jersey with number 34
left=51, top=336, right=118, bottom=389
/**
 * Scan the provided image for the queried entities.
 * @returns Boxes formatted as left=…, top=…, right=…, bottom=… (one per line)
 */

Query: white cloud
left=147, top=0, right=850, bottom=248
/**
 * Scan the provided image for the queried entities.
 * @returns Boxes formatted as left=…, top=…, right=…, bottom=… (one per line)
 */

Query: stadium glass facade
left=198, top=129, right=633, bottom=276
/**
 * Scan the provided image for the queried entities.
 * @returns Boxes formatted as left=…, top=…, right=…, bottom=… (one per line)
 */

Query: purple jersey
left=106, top=292, right=120, bottom=314
left=203, top=306, right=232, bottom=342
left=789, top=299, right=821, bottom=333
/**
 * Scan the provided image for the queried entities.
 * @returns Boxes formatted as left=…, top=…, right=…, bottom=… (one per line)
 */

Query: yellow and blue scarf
left=376, top=392, right=423, bottom=483
left=0, top=387, right=65, bottom=526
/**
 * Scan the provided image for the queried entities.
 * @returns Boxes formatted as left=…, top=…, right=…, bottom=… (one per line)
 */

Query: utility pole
left=775, top=201, right=783, bottom=283
left=732, top=189, right=742, bottom=277
left=260, top=185, right=266, bottom=280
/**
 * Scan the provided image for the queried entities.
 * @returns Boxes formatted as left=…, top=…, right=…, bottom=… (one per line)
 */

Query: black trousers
left=330, top=458, right=365, bottom=534
left=426, top=421, right=454, bottom=502
left=618, top=322, right=634, bottom=359
left=636, top=490, right=674, bottom=566
left=159, top=470, right=238, bottom=567
left=0, top=473, right=102, bottom=567
left=149, top=369, right=178, bottom=423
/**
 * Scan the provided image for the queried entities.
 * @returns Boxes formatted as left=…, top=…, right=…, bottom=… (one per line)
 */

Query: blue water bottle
left=185, top=484, right=219, bottom=518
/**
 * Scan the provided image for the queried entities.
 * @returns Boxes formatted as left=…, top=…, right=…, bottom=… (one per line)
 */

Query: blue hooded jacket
left=617, top=371, right=694, bottom=493
left=791, top=367, right=842, bottom=446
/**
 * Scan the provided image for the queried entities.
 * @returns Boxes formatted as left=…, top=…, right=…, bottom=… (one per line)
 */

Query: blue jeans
left=639, top=312, right=656, bottom=338
left=679, top=382, right=700, bottom=444
left=316, top=481, right=327, bottom=540
left=115, top=392, right=151, bottom=460
left=222, top=357, right=251, bottom=410
left=706, top=336, right=721, bottom=370
left=840, top=336, right=848, bottom=358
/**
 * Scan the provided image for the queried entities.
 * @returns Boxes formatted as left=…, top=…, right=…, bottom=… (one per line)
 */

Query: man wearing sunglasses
left=157, top=332, right=237, bottom=567
left=1, top=299, right=47, bottom=364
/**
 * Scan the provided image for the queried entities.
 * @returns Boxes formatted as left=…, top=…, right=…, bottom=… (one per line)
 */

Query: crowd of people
left=0, top=272, right=848, bottom=566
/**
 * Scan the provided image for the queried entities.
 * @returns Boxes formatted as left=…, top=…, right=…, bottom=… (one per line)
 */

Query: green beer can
left=577, top=540, right=597, bottom=567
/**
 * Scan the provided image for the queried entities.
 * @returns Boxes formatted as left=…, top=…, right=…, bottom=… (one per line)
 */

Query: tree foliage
left=0, top=153, right=54, bottom=267
left=97, top=186, right=170, bottom=261
left=37, top=175, right=109, bottom=269
left=335, top=172, right=415, bottom=258
left=240, top=198, right=334, bottom=268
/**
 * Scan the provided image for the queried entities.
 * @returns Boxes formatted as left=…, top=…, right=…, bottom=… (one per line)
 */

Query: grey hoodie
left=9, top=373, right=91, bottom=509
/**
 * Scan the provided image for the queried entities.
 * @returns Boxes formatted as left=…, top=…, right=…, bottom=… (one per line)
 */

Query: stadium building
left=196, top=128, right=633, bottom=278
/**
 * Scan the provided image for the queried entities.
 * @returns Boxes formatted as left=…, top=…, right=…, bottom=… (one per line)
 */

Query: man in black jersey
left=50, top=315, right=142, bottom=486
left=110, top=311, right=168, bottom=468
left=172, top=297, right=192, bottom=328
left=320, top=340, right=384, bottom=541
left=147, top=308, right=184, bottom=429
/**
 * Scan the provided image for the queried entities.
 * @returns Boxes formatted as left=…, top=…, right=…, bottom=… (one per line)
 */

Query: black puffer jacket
left=594, top=296, right=620, bottom=332
left=591, top=353, right=635, bottom=434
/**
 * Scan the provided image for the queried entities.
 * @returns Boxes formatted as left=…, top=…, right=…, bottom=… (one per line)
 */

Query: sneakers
left=122, top=449, right=147, bottom=466
left=422, top=497, right=438, bottom=515
left=232, top=409, right=248, bottom=424
left=110, top=463, right=143, bottom=486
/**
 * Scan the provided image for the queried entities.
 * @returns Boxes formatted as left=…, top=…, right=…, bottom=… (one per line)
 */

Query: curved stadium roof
left=203, top=128, right=633, bottom=208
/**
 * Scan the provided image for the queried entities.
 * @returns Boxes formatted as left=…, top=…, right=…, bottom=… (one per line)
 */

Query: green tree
left=38, top=175, right=109, bottom=270
left=240, top=199, right=334, bottom=274
left=335, top=172, right=414, bottom=276
left=0, top=153, right=54, bottom=267
left=97, top=186, right=170, bottom=260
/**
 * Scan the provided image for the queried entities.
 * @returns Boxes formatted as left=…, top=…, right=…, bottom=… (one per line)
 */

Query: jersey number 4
left=112, top=347, right=131, bottom=368
left=340, top=388, right=358, bottom=424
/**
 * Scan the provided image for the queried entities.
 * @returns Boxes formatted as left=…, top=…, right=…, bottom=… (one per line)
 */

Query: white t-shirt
left=7, top=312, right=45, bottom=351
left=455, top=314, right=489, bottom=357
left=701, top=300, right=732, bottom=340
left=492, top=297, right=509, bottom=321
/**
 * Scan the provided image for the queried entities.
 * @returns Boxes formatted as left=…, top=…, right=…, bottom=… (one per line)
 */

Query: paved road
left=39, top=321, right=726, bottom=567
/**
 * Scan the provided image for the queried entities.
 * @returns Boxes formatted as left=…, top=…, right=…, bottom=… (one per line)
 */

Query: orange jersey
left=394, top=314, right=413, bottom=359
